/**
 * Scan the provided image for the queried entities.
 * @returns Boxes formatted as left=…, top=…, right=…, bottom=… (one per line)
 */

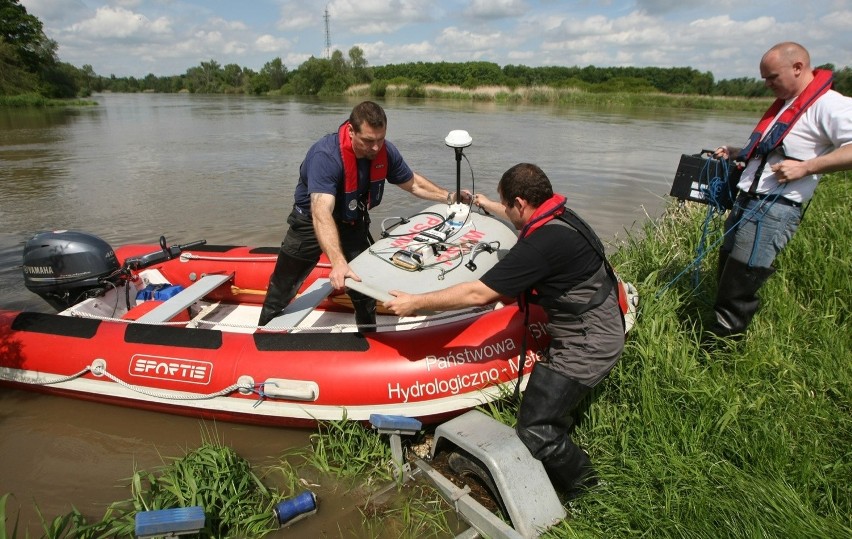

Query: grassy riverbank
left=345, top=83, right=775, bottom=112
left=0, top=93, right=97, bottom=107
left=3, top=175, right=848, bottom=538
left=557, top=171, right=851, bottom=537
left=1, top=84, right=771, bottom=112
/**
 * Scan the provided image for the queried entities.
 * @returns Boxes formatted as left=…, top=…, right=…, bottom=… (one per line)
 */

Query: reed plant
left=299, top=416, right=456, bottom=537
left=2, top=429, right=291, bottom=538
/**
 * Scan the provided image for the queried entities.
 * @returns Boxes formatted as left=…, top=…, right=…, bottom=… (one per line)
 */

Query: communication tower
left=324, top=6, right=331, bottom=59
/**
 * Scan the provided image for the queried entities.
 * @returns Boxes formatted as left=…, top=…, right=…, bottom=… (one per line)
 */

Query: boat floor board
left=264, top=278, right=334, bottom=330
left=136, top=273, right=234, bottom=324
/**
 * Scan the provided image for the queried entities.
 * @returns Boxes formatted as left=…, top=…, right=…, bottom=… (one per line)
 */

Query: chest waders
left=712, top=157, right=807, bottom=339
left=515, top=210, right=621, bottom=498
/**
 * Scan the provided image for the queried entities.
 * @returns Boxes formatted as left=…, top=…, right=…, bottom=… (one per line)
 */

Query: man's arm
left=311, top=192, right=359, bottom=290
left=384, top=280, right=503, bottom=317
left=473, top=193, right=508, bottom=219
left=772, top=143, right=852, bottom=182
left=396, top=171, right=469, bottom=203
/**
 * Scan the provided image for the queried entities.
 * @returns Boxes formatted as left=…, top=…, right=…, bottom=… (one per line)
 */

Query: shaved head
left=762, top=42, right=811, bottom=70
left=759, top=42, right=815, bottom=100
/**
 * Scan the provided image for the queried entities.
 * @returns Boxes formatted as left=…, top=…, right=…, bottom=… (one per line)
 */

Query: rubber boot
left=258, top=253, right=315, bottom=326
left=716, top=249, right=730, bottom=284
left=711, top=257, right=776, bottom=338
left=516, top=363, right=597, bottom=498
left=540, top=440, right=598, bottom=501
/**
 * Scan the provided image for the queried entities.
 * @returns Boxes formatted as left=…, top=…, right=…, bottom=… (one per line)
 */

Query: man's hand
left=713, top=146, right=731, bottom=160
left=384, top=290, right=419, bottom=317
left=329, top=262, right=360, bottom=290
left=451, top=189, right=474, bottom=204
left=771, top=160, right=808, bottom=183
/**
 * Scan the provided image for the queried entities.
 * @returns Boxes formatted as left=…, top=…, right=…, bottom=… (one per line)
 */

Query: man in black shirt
left=385, top=163, right=624, bottom=498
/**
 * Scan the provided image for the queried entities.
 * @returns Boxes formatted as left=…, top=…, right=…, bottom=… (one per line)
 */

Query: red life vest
left=338, top=121, right=388, bottom=222
left=736, top=69, right=833, bottom=161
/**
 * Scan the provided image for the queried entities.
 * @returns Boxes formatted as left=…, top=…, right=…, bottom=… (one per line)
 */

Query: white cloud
left=277, top=15, right=314, bottom=32
left=69, top=6, right=171, bottom=39
left=19, top=0, right=89, bottom=27
left=67, top=7, right=171, bottom=41
left=435, top=27, right=507, bottom=54
left=464, top=0, right=528, bottom=20
left=256, top=35, right=292, bottom=53
left=329, top=0, right=436, bottom=34
left=357, top=40, right=440, bottom=66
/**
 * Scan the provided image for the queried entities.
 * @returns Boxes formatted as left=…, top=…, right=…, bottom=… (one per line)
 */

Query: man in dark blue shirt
left=259, top=101, right=457, bottom=329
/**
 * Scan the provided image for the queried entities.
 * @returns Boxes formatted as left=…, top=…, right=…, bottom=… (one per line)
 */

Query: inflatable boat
left=0, top=200, right=637, bottom=428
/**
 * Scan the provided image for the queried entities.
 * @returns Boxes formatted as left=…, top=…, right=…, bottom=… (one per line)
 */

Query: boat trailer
left=370, top=411, right=567, bottom=539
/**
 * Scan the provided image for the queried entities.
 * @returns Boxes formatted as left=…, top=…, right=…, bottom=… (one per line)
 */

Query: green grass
left=0, top=94, right=97, bottom=107
left=3, top=175, right=849, bottom=538
left=1, top=429, right=291, bottom=538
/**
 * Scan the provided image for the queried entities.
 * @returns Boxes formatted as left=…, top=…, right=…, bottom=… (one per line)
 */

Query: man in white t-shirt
left=710, top=42, right=852, bottom=338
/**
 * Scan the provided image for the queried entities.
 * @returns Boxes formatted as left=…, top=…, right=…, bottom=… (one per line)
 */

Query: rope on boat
left=0, top=362, right=251, bottom=401
left=0, top=366, right=93, bottom=385
left=179, top=252, right=332, bottom=269
left=179, top=253, right=276, bottom=262
left=94, top=365, right=249, bottom=401
left=69, top=306, right=490, bottom=332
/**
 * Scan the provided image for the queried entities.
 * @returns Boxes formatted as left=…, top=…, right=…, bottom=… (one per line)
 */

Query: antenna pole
left=454, top=148, right=463, bottom=203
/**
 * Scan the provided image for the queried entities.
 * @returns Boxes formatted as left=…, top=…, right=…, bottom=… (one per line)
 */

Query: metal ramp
left=371, top=411, right=566, bottom=539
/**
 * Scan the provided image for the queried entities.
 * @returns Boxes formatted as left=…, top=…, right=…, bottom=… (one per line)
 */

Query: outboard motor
left=22, top=230, right=120, bottom=311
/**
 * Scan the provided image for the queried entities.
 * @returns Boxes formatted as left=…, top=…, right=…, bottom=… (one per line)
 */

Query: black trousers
left=258, top=209, right=376, bottom=329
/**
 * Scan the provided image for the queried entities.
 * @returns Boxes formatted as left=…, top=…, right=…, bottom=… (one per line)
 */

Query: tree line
left=1, top=0, right=82, bottom=98
left=3, top=0, right=850, bottom=101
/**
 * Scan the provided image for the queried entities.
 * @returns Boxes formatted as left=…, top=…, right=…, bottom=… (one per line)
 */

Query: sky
left=19, top=0, right=852, bottom=82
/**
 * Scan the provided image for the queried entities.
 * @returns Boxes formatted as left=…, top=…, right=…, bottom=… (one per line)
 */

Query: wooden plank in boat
left=346, top=204, right=517, bottom=303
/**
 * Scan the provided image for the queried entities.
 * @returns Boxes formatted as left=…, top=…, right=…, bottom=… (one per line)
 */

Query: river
left=0, top=93, right=750, bottom=536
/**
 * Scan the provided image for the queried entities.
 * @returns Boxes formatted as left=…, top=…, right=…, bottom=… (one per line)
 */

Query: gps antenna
left=444, top=130, right=472, bottom=204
